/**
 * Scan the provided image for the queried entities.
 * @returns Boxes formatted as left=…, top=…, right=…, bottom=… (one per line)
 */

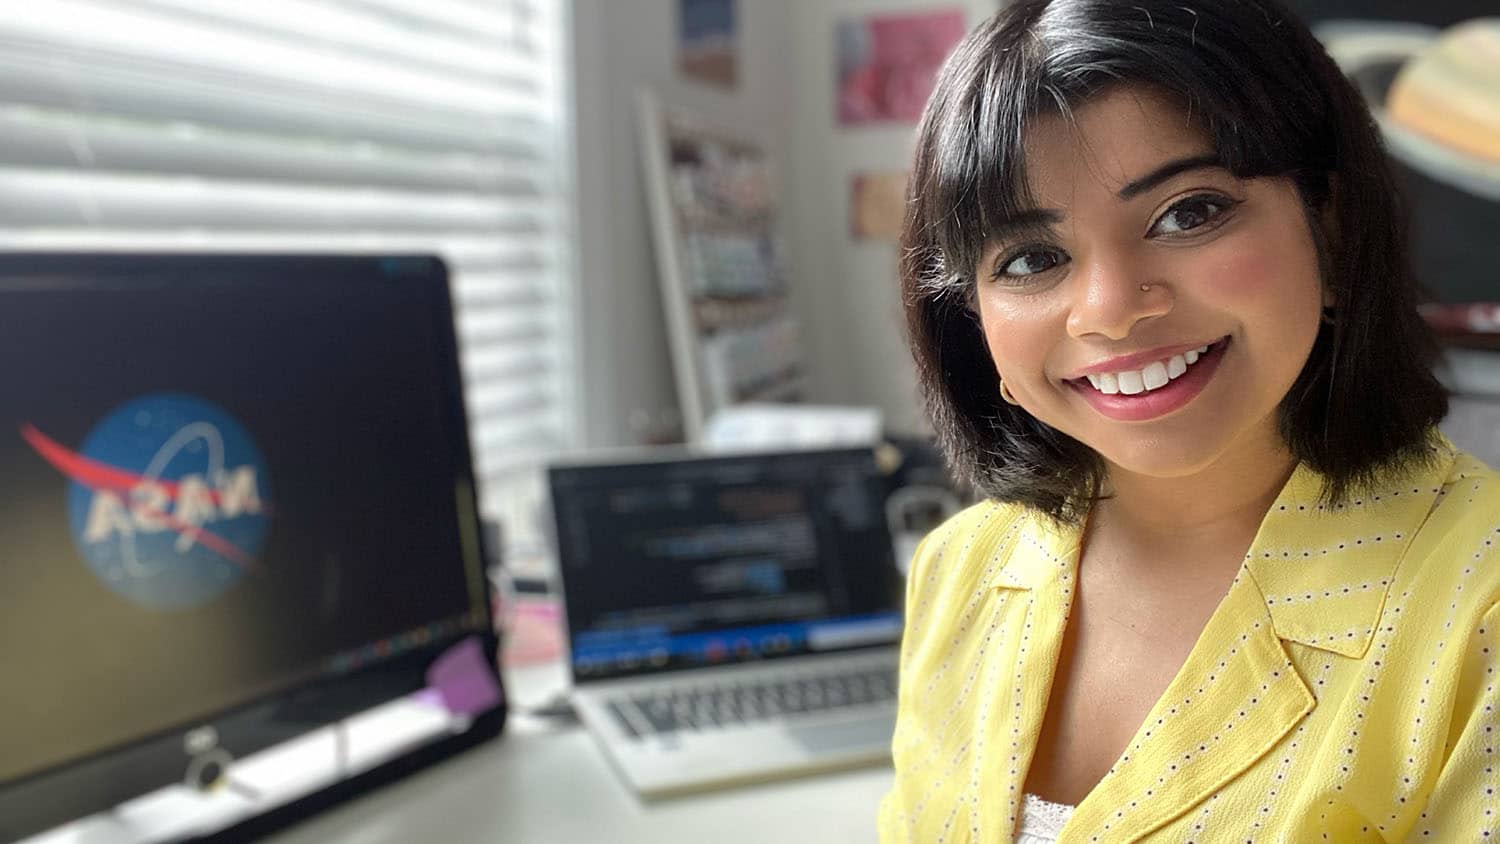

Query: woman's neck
left=1094, top=431, right=1299, bottom=553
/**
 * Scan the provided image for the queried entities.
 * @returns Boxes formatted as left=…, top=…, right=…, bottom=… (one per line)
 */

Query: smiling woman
left=880, top=1, right=1500, bottom=842
left=977, top=88, right=1329, bottom=478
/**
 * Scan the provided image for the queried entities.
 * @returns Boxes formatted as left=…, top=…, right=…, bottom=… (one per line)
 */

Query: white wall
left=570, top=0, right=997, bottom=447
left=570, top=0, right=802, bottom=448
left=785, top=0, right=996, bottom=437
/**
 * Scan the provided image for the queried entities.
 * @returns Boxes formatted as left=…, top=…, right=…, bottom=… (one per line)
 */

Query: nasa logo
left=23, top=393, right=273, bottom=611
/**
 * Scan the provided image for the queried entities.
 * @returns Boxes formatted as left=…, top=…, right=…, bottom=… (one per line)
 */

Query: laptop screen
left=0, top=254, right=491, bottom=800
left=549, top=448, right=902, bottom=682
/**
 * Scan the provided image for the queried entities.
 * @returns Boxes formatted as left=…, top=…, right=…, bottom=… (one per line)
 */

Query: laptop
left=548, top=447, right=904, bottom=797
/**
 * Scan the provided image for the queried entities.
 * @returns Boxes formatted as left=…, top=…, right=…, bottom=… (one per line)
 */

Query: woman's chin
left=1090, top=437, right=1240, bottom=483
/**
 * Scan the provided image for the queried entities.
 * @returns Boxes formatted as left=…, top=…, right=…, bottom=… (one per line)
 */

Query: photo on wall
left=679, top=0, right=737, bottom=89
left=850, top=170, right=909, bottom=242
left=835, top=8, right=966, bottom=125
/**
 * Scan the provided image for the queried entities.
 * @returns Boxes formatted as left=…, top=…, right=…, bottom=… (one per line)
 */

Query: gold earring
left=1140, top=283, right=1153, bottom=292
left=999, top=379, right=1021, bottom=406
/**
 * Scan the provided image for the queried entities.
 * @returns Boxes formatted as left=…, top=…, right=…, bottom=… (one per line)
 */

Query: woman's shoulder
left=1414, top=448, right=1500, bottom=547
left=903, top=497, right=1056, bottom=607
left=1391, top=447, right=1500, bottom=607
left=910, top=498, right=1028, bottom=572
left=899, top=499, right=1038, bottom=660
left=925, top=496, right=1029, bottom=543
left=1441, top=448, right=1500, bottom=502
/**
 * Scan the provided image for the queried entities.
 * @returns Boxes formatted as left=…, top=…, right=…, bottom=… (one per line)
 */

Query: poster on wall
left=836, top=9, right=967, bottom=125
left=637, top=91, right=805, bottom=442
left=850, top=171, right=909, bottom=241
left=679, top=0, right=737, bottom=89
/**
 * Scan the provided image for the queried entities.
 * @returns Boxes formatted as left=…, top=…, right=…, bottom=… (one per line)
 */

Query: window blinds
left=0, top=0, right=576, bottom=522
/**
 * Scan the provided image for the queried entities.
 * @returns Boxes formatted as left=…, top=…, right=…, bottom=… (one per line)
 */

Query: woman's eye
left=1149, top=194, right=1236, bottom=236
left=997, top=249, right=1065, bottom=278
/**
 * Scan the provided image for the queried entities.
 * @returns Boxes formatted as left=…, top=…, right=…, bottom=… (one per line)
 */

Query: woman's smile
left=1064, top=336, right=1231, bottom=422
left=975, top=87, right=1326, bottom=478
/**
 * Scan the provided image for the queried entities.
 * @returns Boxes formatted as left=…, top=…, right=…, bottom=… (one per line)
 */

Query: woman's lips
left=1067, top=337, right=1230, bottom=422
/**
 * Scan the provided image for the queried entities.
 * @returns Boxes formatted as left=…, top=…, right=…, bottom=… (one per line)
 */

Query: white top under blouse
left=1016, top=793, right=1076, bottom=843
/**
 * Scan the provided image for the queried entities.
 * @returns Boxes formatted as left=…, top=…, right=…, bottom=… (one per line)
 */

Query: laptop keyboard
left=605, top=665, right=897, bottom=738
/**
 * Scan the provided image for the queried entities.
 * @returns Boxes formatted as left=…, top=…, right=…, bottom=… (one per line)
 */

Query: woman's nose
left=1064, top=251, right=1172, bottom=341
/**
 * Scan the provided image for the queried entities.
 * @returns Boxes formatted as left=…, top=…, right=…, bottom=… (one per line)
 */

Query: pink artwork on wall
left=836, top=9, right=967, bottom=125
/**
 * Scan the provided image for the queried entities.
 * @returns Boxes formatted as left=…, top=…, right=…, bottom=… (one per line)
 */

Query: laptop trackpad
left=788, top=716, right=895, bottom=754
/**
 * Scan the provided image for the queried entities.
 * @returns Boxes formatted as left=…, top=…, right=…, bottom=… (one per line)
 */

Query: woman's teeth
left=1085, top=345, right=1211, bottom=396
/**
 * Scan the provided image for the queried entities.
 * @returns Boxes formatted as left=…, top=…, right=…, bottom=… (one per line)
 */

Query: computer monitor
left=548, top=448, right=904, bottom=683
left=0, top=254, right=503, bottom=840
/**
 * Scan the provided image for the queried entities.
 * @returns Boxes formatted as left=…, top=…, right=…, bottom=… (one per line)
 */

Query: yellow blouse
left=880, top=444, right=1500, bottom=842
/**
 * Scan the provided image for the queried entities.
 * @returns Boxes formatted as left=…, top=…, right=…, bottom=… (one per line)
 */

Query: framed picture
left=678, top=0, right=737, bottom=88
left=836, top=9, right=967, bottom=125
left=850, top=170, right=909, bottom=241
left=637, top=91, right=805, bottom=441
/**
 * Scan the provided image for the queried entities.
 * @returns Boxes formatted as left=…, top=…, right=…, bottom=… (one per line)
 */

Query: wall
left=570, top=0, right=802, bottom=448
left=785, top=0, right=994, bottom=437
left=570, top=0, right=997, bottom=447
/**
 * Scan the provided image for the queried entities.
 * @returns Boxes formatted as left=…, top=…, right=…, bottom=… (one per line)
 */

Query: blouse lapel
left=985, top=508, right=1317, bottom=842
left=1060, top=571, right=1315, bottom=841
left=1056, top=447, right=1457, bottom=840
left=984, top=513, right=1085, bottom=841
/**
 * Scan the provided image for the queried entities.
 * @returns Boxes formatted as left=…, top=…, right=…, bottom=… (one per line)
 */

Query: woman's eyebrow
left=1117, top=153, right=1224, bottom=200
left=986, top=208, right=1064, bottom=242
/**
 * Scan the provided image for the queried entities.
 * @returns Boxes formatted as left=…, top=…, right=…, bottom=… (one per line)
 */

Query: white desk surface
left=262, top=663, right=895, bottom=844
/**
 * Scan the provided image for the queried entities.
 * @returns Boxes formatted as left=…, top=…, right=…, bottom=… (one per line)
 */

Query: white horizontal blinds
left=0, top=0, right=575, bottom=512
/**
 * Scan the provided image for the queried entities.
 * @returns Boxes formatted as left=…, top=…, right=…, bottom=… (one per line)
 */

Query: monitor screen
left=0, top=254, right=496, bottom=838
left=550, top=448, right=902, bottom=682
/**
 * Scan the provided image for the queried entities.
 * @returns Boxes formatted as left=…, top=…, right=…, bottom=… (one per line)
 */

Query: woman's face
left=975, top=86, right=1328, bottom=481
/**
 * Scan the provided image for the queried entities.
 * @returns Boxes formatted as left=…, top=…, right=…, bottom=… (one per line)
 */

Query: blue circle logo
left=24, top=394, right=272, bottom=611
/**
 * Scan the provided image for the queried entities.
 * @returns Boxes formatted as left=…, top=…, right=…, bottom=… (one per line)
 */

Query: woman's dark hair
left=903, top=0, right=1449, bottom=522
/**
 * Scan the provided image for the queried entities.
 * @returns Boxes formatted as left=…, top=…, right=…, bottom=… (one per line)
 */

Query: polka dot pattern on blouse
left=879, top=444, right=1500, bottom=842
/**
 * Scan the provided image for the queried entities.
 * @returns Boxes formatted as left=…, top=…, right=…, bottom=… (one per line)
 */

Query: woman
left=880, top=0, right=1500, bottom=841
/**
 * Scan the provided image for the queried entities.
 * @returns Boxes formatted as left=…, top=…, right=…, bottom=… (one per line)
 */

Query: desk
left=261, top=665, right=895, bottom=843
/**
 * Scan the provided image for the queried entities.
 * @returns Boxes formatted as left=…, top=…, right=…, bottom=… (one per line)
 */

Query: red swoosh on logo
left=21, top=423, right=259, bottom=570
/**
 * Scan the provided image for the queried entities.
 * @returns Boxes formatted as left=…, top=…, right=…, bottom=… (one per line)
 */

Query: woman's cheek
left=1199, top=242, right=1280, bottom=302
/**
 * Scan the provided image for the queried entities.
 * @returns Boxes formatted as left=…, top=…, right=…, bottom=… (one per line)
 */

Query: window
left=0, top=0, right=577, bottom=542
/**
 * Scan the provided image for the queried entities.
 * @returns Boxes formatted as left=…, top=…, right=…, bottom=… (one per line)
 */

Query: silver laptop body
left=548, top=447, right=903, bottom=797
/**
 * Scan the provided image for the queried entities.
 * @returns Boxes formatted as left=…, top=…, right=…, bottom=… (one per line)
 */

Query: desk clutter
left=3, top=263, right=958, bottom=842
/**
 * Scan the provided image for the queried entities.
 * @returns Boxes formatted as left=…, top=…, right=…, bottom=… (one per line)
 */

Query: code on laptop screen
left=549, top=448, right=903, bottom=681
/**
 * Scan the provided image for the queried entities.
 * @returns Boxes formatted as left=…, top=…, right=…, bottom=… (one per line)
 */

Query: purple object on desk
left=425, top=636, right=503, bottom=715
